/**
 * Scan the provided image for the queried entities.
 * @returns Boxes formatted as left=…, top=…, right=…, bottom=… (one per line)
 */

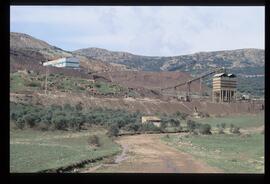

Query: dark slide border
left=1, top=0, right=268, bottom=183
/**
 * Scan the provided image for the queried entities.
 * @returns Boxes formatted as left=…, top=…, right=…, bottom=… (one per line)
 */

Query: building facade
left=141, top=116, right=161, bottom=127
left=43, top=57, right=80, bottom=69
left=212, top=73, right=237, bottom=103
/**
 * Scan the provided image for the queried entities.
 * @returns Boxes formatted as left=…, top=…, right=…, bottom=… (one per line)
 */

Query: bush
left=138, top=123, right=161, bottom=133
left=15, top=118, right=25, bottom=129
left=123, top=123, right=140, bottom=132
left=199, top=124, right=212, bottom=135
left=35, top=122, right=50, bottom=131
left=231, top=127, right=241, bottom=134
left=87, top=135, right=101, bottom=147
left=22, top=113, right=39, bottom=128
left=221, top=123, right=226, bottom=129
left=52, top=115, right=68, bottom=130
left=187, top=120, right=196, bottom=132
left=229, top=124, right=240, bottom=134
left=26, top=81, right=41, bottom=87
left=107, top=124, right=119, bottom=137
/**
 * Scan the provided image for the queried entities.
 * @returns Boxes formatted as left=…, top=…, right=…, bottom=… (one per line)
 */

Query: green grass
left=10, top=129, right=121, bottom=173
left=190, top=113, right=264, bottom=128
left=162, top=133, right=264, bottom=173
left=95, top=82, right=124, bottom=94
left=10, top=71, right=127, bottom=95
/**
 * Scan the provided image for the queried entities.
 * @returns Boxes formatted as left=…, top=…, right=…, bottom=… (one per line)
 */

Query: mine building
left=42, top=57, right=80, bottom=69
left=141, top=116, right=161, bottom=127
left=212, top=73, right=237, bottom=103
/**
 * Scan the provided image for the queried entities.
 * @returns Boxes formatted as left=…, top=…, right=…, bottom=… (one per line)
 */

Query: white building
left=43, top=57, right=80, bottom=69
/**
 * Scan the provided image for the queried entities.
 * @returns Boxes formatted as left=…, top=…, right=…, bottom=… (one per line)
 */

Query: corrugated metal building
left=43, top=57, right=80, bottom=69
left=212, top=73, right=237, bottom=103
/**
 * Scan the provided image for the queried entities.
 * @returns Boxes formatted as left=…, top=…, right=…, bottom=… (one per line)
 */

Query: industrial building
left=141, top=116, right=161, bottom=127
left=212, top=73, right=237, bottom=103
left=43, top=57, right=80, bottom=69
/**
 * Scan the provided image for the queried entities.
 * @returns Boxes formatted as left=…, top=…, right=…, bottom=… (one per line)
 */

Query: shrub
left=75, top=103, right=83, bottom=111
left=26, top=81, right=41, bottom=87
left=15, top=118, right=25, bottom=129
left=36, top=122, right=50, bottom=131
left=63, top=104, right=74, bottom=111
left=95, top=83, right=101, bottom=88
left=107, top=124, right=119, bottom=137
left=22, top=113, right=39, bottom=128
left=187, top=120, right=196, bottom=132
left=140, top=123, right=161, bottom=133
left=199, top=124, right=212, bottom=135
left=87, top=135, right=101, bottom=147
left=221, top=123, right=226, bottom=129
left=229, top=124, right=240, bottom=134
left=52, top=115, right=68, bottom=130
left=123, top=123, right=140, bottom=132
left=231, top=127, right=241, bottom=134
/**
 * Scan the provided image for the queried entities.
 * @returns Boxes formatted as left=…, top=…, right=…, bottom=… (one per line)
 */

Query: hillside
left=74, top=47, right=264, bottom=73
left=75, top=47, right=265, bottom=96
left=10, top=32, right=264, bottom=96
left=10, top=32, right=127, bottom=73
left=10, top=32, right=210, bottom=97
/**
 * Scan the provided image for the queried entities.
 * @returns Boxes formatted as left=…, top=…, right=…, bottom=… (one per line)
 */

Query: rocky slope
left=75, top=47, right=265, bottom=96
left=10, top=32, right=126, bottom=73
left=74, top=47, right=264, bottom=74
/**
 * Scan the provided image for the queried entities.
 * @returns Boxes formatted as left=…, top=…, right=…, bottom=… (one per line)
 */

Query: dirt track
left=85, top=134, right=222, bottom=173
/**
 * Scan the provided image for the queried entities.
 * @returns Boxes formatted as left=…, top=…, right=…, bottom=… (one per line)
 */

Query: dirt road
left=85, top=134, right=222, bottom=173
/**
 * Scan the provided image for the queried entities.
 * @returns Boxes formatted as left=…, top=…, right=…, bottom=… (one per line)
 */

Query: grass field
left=190, top=113, right=264, bottom=128
left=10, top=128, right=121, bottom=173
left=162, top=114, right=265, bottom=173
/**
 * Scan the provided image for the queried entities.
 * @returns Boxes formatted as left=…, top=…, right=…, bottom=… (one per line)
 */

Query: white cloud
left=10, top=6, right=265, bottom=56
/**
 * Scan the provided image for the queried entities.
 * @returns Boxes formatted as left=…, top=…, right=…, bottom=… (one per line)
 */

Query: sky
left=10, top=6, right=265, bottom=56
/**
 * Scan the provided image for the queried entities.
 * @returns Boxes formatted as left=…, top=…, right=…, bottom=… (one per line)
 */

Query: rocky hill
left=75, top=47, right=265, bottom=96
left=74, top=47, right=264, bottom=74
left=10, top=32, right=264, bottom=97
left=10, top=32, right=127, bottom=73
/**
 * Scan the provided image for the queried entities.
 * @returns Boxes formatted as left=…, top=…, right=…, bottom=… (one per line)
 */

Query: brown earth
left=83, top=134, right=222, bottom=173
left=97, top=71, right=209, bottom=92
left=10, top=92, right=264, bottom=116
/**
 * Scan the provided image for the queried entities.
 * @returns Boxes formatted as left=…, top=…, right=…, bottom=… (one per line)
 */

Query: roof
left=213, top=73, right=226, bottom=77
left=213, top=73, right=236, bottom=78
left=227, top=73, right=236, bottom=78
left=141, top=116, right=161, bottom=121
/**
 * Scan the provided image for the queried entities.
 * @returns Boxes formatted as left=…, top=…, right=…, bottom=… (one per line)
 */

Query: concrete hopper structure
left=212, top=73, right=237, bottom=103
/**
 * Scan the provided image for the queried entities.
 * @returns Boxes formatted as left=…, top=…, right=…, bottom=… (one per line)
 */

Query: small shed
left=141, top=116, right=161, bottom=127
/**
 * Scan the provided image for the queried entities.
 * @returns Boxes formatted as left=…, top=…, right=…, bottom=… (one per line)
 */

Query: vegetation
left=190, top=114, right=264, bottom=129
left=10, top=129, right=121, bottom=172
left=10, top=102, right=143, bottom=132
left=199, top=124, right=212, bottom=135
left=107, top=124, right=120, bottom=137
left=10, top=71, right=128, bottom=95
left=87, top=135, right=101, bottom=147
left=162, top=133, right=264, bottom=173
left=229, top=124, right=241, bottom=134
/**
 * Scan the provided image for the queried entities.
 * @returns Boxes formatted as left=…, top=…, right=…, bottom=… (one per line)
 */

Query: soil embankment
left=10, top=92, right=263, bottom=116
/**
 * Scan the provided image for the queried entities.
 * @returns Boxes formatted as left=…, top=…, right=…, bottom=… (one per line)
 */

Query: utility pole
left=45, top=66, right=48, bottom=95
left=200, top=78, right=202, bottom=97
